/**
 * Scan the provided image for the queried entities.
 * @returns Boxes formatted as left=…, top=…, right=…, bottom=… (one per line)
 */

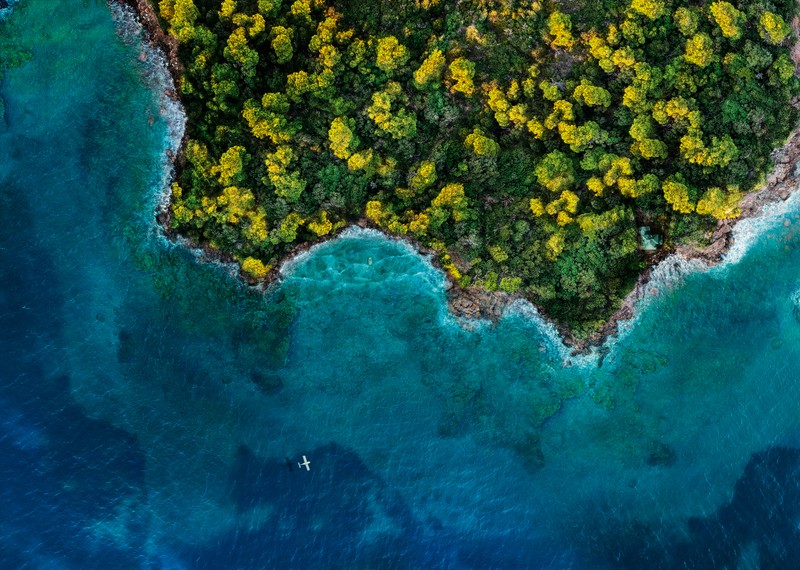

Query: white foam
left=0, top=0, right=19, bottom=20
left=108, top=1, right=186, bottom=221
left=278, top=226, right=434, bottom=278
left=791, top=283, right=800, bottom=309
left=720, top=184, right=800, bottom=266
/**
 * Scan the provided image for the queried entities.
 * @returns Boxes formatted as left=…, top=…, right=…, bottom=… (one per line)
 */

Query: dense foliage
left=159, top=0, right=799, bottom=335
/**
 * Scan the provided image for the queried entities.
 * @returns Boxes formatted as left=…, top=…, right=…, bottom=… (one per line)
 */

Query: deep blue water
left=3, top=2, right=800, bottom=568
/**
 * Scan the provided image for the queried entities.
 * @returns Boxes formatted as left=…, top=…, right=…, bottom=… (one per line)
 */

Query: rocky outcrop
left=118, top=0, right=182, bottom=83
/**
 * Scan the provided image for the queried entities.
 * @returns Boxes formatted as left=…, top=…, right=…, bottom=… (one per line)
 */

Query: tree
left=432, top=183, right=468, bottom=220
left=160, top=0, right=198, bottom=43
left=242, top=257, right=271, bottom=278
left=487, top=86, right=511, bottom=126
left=630, top=0, right=665, bottom=20
left=696, top=187, right=741, bottom=219
left=530, top=198, right=546, bottom=216
left=347, top=149, right=375, bottom=173
left=308, top=211, right=334, bottom=236
left=573, top=81, right=611, bottom=108
left=219, top=0, right=236, bottom=20
left=617, top=173, right=659, bottom=198
left=709, top=1, right=744, bottom=40
left=559, top=121, right=605, bottom=153
left=465, top=128, right=499, bottom=157
left=212, top=146, right=247, bottom=186
left=225, top=27, right=259, bottom=78
left=545, top=190, right=580, bottom=225
left=685, top=33, right=713, bottom=67
left=375, top=36, right=409, bottom=74
left=290, top=0, right=312, bottom=21
left=272, top=212, right=305, bottom=243
left=366, top=83, right=417, bottom=139
left=673, top=7, right=699, bottom=36
left=408, top=212, right=430, bottom=235
left=535, top=151, right=575, bottom=193
left=215, top=186, right=255, bottom=224
left=328, top=117, right=359, bottom=159
left=545, top=99, right=574, bottom=129
left=413, top=49, right=446, bottom=88
left=759, top=12, right=791, bottom=45
left=662, top=176, right=695, bottom=213
left=242, top=96, right=296, bottom=144
left=410, top=161, right=437, bottom=191
left=265, top=146, right=307, bottom=202
left=366, top=200, right=392, bottom=225
left=271, top=26, right=294, bottom=64
left=546, top=11, right=574, bottom=50
left=448, top=58, right=475, bottom=96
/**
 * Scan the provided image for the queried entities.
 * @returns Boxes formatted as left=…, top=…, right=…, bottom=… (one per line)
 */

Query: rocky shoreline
left=120, top=0, right=800, bottom=354
left=473, top=124, right=800, bottom=354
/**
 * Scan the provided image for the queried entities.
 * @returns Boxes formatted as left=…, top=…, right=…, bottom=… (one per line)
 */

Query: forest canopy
left=159, top=0, right=800, bottom=336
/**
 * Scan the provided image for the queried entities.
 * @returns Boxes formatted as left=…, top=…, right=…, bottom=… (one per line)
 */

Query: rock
left=780, top=190, right=790, bottom=200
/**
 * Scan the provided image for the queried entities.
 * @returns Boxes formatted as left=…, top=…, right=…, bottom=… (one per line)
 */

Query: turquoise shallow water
left=3, top=1, right=800, bottom=568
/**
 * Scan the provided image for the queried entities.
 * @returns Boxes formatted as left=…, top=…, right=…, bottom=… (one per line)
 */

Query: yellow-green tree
left=432, top=183, right=468, bottom=221
left=328, top=117, right=359, bottom=159
left=218, top=0, right=236, bottom=19
left=272, top=212, right=305, bottom=243
left=159, top=0, right=198, bottom=43
left=557, top=122, right=602, bottom=152
left=375, top=36, right=409, bottom=74
left=413, top=49, right=446, bottom=88
left=530, top=197, right=546, bottom=216
left=630, top=0, right=665, bottom=20
left=212, top=146, right=247, bottom=186
left=487, top=86, right=511, bottom=127
left=662, top=176, right=695, bottom=213
left=242, top=94, right=295, bottom=144
left=535, top=151, right=575, bottom=193
left=242, top=257, right=271, bottom=279
left=546, top=11, right=574, bottom=50
left=448, top=58, right=475, bottom=96
left=573, top=81, right=611, bottom=108
left=410, top=161, right=437, bottom=191
left=684, top=33, right=713, bottom=67
left=465, top=128, right=500, bottom=157
left=308, top=211, right=334, bottom=236
left=709, top=1, right=744, bottom=39
left=545, top=190, right=580, bottom=225
left=673, top=7, right=699, bottom=36
left=265, top=146, right=307, bottom=202
left=271, top=26, right=294, bottom=64
left=225, top=27, right=259, bottom=78
left=215, top=186, right=255, bottom=224
left=696, top=187, right=741, bottom=219
left=408, top=212, right=430, bottom=235
left=759, top=12, right=791, bottom=45
left=366, top=83, right=418, bottom=139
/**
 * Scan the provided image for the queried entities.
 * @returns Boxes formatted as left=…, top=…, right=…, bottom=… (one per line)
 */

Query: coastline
left=118, top=0, right=800, bottom=354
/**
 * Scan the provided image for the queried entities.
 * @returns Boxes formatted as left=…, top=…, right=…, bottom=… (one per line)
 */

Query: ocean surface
left=2, top=2, right=800, bottom=568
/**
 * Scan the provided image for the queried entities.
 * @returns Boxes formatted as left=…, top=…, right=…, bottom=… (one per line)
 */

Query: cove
left=2, top=1, right=800, bottom=568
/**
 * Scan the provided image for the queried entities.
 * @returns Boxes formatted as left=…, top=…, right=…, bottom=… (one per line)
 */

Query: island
left=135, top=0, right=799, bottom=342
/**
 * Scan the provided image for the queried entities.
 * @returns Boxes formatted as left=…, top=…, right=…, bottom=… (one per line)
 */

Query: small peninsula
left=148, top=0, right=798, bottom=338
